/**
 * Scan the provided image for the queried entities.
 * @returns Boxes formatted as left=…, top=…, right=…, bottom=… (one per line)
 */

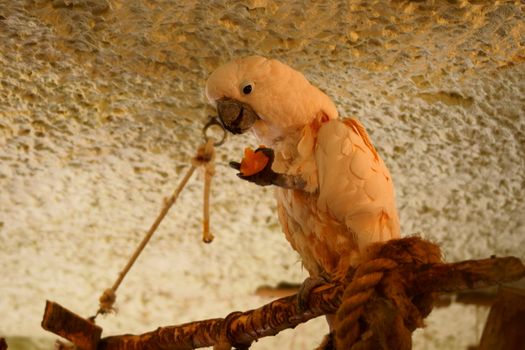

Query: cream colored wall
left=0, top=1, right=524, bottom=349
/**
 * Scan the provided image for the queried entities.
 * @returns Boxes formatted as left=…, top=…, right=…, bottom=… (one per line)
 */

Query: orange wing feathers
left=343, top=118, right=379, bottom=162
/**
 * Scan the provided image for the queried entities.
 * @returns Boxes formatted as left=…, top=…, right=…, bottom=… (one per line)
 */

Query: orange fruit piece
left=240, top=147, right=269, bottom=176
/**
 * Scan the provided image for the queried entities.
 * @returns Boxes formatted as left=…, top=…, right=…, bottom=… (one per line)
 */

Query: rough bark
left=42, top=301, right=102, bottom=350
left=0, top=337, right=7, bottom=350
left=478, top=286, right=525, bottom=350
left=96, top=255, right=525, bottom=350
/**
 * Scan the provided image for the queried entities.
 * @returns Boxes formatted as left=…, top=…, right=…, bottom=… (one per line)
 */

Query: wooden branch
left=42, top=301, right=102, bottom=350
left=256, top=283, right=501, bottom=307
left=412, top=256, right=525, bottom=294
left=478, top=286, right=525, bottom=350
left=98, top=256, right=525, bottom=350
left=99, top=284, right=340, bottom=350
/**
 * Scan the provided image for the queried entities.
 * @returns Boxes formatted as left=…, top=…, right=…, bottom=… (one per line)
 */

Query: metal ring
left=202, top=116, right=227, bottom=147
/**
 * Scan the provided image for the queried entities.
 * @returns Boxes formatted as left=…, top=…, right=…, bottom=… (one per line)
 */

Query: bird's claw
left=229, top=161, right=241, bottom=171
left=296, top=274, right=331, bottom=312
left=230, top=147, right=277, bottom=187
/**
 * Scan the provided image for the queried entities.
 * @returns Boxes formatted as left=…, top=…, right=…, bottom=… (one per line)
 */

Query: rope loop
left=203, top=116, right=227, bottom=147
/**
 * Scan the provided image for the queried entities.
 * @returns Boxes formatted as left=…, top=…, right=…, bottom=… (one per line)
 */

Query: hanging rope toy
left=199, top=116, right=227, bottom=242
left=95, top=116, right=227, bottom=317
left=41, top=116, right=228, bottom=350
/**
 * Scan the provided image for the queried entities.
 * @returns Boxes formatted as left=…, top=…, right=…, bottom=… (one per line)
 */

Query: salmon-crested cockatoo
left=206, top=56, right=400, bottom=335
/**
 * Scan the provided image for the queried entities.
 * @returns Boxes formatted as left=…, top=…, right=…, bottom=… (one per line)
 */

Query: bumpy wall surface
left=0, top=1, right=524, bottom=349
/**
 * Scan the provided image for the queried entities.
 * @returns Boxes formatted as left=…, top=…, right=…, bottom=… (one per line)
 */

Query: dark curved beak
left=216, top=98, right=259, bottom=134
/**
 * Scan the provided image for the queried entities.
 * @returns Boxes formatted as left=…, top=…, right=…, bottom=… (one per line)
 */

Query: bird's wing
left=315, top=118, right=400, bottom=250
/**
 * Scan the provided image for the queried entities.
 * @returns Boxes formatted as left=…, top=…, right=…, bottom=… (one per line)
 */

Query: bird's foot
left=229, top=146, right=277, bottom=186
left=297, top=273, right=331, bottom=312
left=230, top=147, right=306, bottom=190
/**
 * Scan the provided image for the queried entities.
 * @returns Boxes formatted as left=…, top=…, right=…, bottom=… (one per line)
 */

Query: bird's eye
left=241, top=82, right=253, bottom=95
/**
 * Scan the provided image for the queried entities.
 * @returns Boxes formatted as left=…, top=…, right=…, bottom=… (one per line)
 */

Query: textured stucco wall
left=0, top=1, right=524, bottom=349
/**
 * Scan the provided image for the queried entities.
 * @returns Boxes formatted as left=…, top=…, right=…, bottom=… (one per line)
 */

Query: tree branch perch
left=97, top=252, right=525, bottom=350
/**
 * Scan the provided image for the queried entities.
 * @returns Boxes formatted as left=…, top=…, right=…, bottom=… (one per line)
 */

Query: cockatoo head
left=206, top=56, right=338, bottom=144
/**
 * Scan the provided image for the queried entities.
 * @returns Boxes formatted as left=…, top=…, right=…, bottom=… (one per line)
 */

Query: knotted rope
left=334, top=237, right=442, bottom=350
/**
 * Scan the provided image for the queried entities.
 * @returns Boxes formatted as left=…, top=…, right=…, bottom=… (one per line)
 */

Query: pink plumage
left=206, top=56, right=400, bottom=329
